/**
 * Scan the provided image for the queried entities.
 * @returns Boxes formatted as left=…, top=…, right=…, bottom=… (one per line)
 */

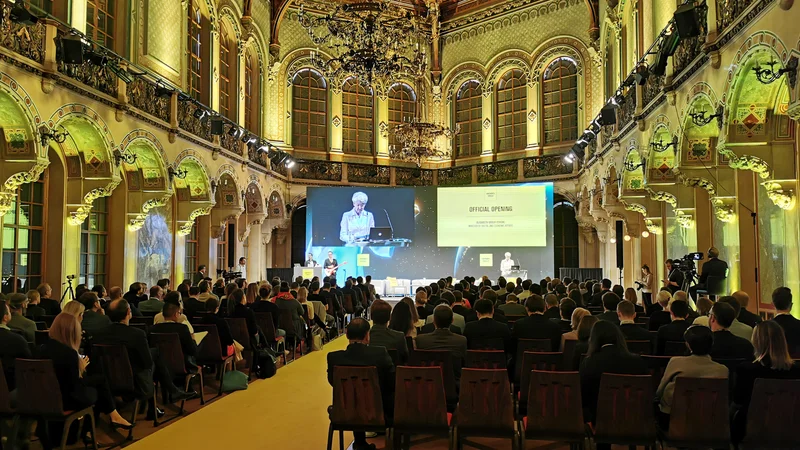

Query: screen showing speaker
left=305, top=183, right=554, bottom=280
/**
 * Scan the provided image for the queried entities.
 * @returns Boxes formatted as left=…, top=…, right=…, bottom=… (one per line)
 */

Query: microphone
left=383, top=209, right=394, bottom=240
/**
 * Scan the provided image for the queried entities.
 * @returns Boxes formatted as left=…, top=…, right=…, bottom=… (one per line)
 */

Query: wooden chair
left=663, top=340, right=687, bottom=356
left=129, top=323, right=148, bottom=334
left=225, top=317, right=255, bottom=377
left=392, top=366, right=453, bottom=449
left=562, top=338, right=579, bottom=370
left=14, top=359, right=98, bottom=450
left=0, top=361, right=20, bottom=450
left=740, top=378, right=800, bottom=449
left=455, top=369, right=518, bottom=449
left=34, top=329, right=50, bottom=347
left=641, top=355, right=672, bottom=389
left=505, top=315, right=526, bottom=326
left=593, top=374, right=657, bottom=448
left=130, top=315, right=154, bottom=327
left=520, top=370, right=586, bottom=449
left=327, top=366, right=390, bottom=450
left=342, top=294, right=355, bottom=327
left=408, top=350, right=458, bottom=409
left=278, top=309, right=305, bottom=361
left=40, top=315, right=57, bottom=328
left=34, top=321, right=47, bottom=330
left=386, top=348, right=400, bottom=366
left=149, top=333, right=205, bottom=411
left=469, top=337, right=505, bottom=350
left=254, top=312, right=286, bottom=364
left=92, top=344, right=154, bottom=436
left=465, top=350, right=507, bottom=369
left=664, top=377, right=730, bottom=449
left=626, top=339, right=652, bottom=355
left=193, top=324, right=235, bottom=399
left=515, top=339, right=553, bottom=381
left=517, top=352, right=564, bottom=417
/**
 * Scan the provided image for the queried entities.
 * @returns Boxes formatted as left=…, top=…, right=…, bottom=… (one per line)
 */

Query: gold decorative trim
left=762, top=181, right=796, bottom=210
left=719, top=147, right=771, bottom=179
left=177, top=205, right=213, bottom=236
left=0, top=160, right=49, bottom=217
left=67, top=179, right=122, bottom=226
left=711, top=197, right=736, bottom=223
left=128, top=193, right=173, bottom=231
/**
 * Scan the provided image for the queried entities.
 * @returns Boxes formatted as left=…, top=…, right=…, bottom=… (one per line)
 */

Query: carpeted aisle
left=127, top=336, right=351, bottom=450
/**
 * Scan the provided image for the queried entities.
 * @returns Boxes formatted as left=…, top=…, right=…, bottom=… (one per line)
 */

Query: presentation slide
left=307, top=187, right=415, bottom=247
left=437, top=185, right=547, bottom=247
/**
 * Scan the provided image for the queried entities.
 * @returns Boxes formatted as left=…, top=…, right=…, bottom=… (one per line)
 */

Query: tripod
left=61, top=277, right=76, bottom=303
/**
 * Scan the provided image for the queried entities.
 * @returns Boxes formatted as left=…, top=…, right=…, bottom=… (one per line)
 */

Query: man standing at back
left=192, top=265, right=207, bottom=286
left=771, top=287, right=800, bottom=357
left=416, top=305, right=468, bottom=383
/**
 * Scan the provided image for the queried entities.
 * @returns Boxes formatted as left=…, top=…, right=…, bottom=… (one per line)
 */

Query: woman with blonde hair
left=561, top=307, right=591, bottom=350
left=62, top=300, right=86, bottom=319
left=245, top=282, right=259, bottom=305
left=39, top=314, right=133, bottom=433
left=731, top=321, right=800, bottom=442
left=691, top=297, right=714, bottom=327
left=414, top=289, right=429, bottom=321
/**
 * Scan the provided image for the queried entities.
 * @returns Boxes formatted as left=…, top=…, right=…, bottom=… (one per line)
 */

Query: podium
left=504, top=269, right=528, bottom=280
left=293, top=266, right=323, bottom=280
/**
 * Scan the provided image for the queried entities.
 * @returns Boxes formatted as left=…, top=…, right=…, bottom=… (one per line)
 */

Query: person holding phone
left=662, top=259, right=684, bottom=294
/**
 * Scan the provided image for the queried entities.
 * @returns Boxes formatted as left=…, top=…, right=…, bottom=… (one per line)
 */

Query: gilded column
left=376, top=87, right=390, bottom=158
left=526, top=81, right=540, bottom=151
left=481, top=90, right=493, bottom=156
left=330, top=85, right=344, bottom=155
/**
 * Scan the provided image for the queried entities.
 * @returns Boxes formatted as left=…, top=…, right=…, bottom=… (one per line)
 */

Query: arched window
left=496, top=69, right=527, bottom=152
left=342, top=78, right=374, bottom=154
left=454, top=80, right=482, bottom=157
left=187, top=0, right=210, bottom=103
left=218, top=25, right=237, bottom=121
left=553, top=200, right=579, bottom=273
left=1, top=175, right=47, bottom=294
left=184, top=222, right=198, bottom=283
left=86, top=0, right=125, bottom=54
left=244, top=48, right=260, bottom=133
left=80, top=197, right=108, bottom=287
left=542, top=57, right=578, bottom=144
left=388, top=83, right=416, bottom=149
left=292, top=69, right=328, bottom=151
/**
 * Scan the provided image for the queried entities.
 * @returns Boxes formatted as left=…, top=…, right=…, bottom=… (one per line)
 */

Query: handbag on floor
left=221, top=370, right=249, bottom=392
left=311, top=326, right=325, bottom=351
left=256, top=349, right=277, bottom=379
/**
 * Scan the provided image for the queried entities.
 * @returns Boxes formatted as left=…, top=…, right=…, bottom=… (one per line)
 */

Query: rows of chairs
left=327, top=363, right=800, bottom=450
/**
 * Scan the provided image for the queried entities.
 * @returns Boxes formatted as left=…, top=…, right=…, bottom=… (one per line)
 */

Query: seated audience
left=590, top=279, right=612, bottom=307
left=451, top=291, right=476, bottom=322
left=200, top=298, right=235, bottom=357
left=655, top=325, right=727, bottom=429
left=62, top=300, right=85, bottom=320
left=414, top=289, right=431, bottom=321
left=623, top=287, right=645, bottom=314
left=717, top=296, right=754, bottom=340
left=463, top=299, right=512, bottom=351
left=416, top=305, right=468, bottom=382
left=513, top=295, right=563, bottom=352
left=245, top=282, right=259, bottom=305
left=498, top=293, right=527, bottom=316
left=570, top=315, right=598, bottom=370
left=732, top=321, right=800, bottom=443
left=732, top=290, right=762, bottom=328
left=25, top=290, right=46, bottom=320
left=648, top=290, right=673, bottom=331
left=481, top=289, right=509, bottom=324
left=561, top=307, right=591, bottom=350
left=692, top=297, right=714, bottom=327
left=617, top=300, right=652, bottom=341
left=183, top=286, right=204, bottom=318
left=153, top=292, right=195, bottom=333
left=37, top=283, right=62, bottom=315
left=771, top=287, right=800, bottom=356
left=274, top=284, right=306, bottom=339
left=123, top=282, right=145, bottom=308
left=197, top=280, right=218, bottom=303
left=327, top=318, right=394, bottom=450
left=424, top=296, right=465, bottom=333
left=0, top=300, right=31, bottom=390
left=229, top=288, right=261, bottom=345
left=7, top=293, right=35, bottom=343
left=568, top=288, right=584, bottom=309
left=150, top=302, right=198, bottom=370
left=388, top=300, right=418, bottom=339
left=251, top=285, right=284, bottom=337
left=498, top=282, right=514, bottom=304
left=368, top=300, right=408, bottom=363
left=710, top=301, right=754, bottom=360
left=579, top=321, right=647, bottom=428
left=554, top=298, right=577, bottom=333
left=542, top=294, right=561, bottom=320
left=78, top=291, right=111, bottom=336
left=656, top=300, right=692, bottom=355
left=672, top=291, right=698, bottom=320
left=400, top=296, right=423, bottom=330
left=596, top=292, right=621, bottom=324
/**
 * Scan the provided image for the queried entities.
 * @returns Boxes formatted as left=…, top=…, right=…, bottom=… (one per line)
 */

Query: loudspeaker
left=673, top=4, right=701, bottom=39
left=226, top=223, right=236, bottom=270
left=600, top=104, right=617, bottom=126
left=615, top=221, right=624, bottom=269
left=61, top=38, right=84, bottom=65
left=210, top=117, right=224, bottom=136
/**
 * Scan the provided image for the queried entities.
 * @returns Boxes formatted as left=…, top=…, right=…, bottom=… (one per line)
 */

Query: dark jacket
left=232, top=303, right=260, bottom=338
left=452, top=304, right=477, bottom=322
left=200, top=314, right=235, bottom=349
left=38, top=339, right=98, bottom=411
left=0, top=326, right=31, bottom=389
left=183, top=297, right=206, bottom=318
left=648, top=310, right=672, bottom=331
left=275, top=296, right=305, bottom=336
left=419, top=323, right=461, bottom=335
left=25, top=304, right=47, bottom=321
left=698, top=257, right=728, bottom=284
left=463, top=317, right=512, bottom=351
left=666, top=270, right=684, bottom=294
left=590, top=290, right=608, bottom=307
left=39, top=297, right=62, bottom=316
left=92, top=322, right=155, bottom=398
left=327, top=343, right=395, bottom=416
left=596, top=311, right=620, bottom=325
left=415, top=328, right=468, bottom=382
left=553, top=318, right=573, bottom=334
left=579, top=345, right=647, bottom=423
left=737, top=309, right=762, bottom=329
left=81, top=310, right=112, bottom=336
left=619, top=322, right=653, bottom=342
left=710, top=330, right=754, bottom=360
left=251, top=299, right=281, bottom=330
left=512, top=314, right=563, bottom=352
left=773, top=315, right=800, bottom=357
left=543, top=307, right=561, bottom=321
left=656, top=319, right=692, bottom=355
left=417, top=305, right=430, bottom=321
left=150, top=321, right=197, bottom=369
left=369, top=324, right=408, bottom=364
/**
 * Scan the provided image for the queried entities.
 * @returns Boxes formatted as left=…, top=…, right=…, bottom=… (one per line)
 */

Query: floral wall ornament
left=645, top=219, right=662, bottom=235
left=711, top=198, right=736, bottom=222
left=177, top=205, right=214, bottom=236
left=675, top=211, right=695, bottom=229
left=681, top=176, right=717, bottom=196
left=0, top=160, right=50, bottom=218
left=648, top=189, right=677, bottom=207
left=719, top=147, right=771, bottom=178
left=67, top=179, right=122, bottom=226
left=623, top=202, right=647, bottom=216
left=128, top=193, right=173, bottom=231
left=762, top=181, right=796, bottom=210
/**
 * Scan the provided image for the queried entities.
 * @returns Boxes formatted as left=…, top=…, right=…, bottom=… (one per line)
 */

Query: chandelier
left=297, top=0, right=428, bottom=83
left=390, top=117, right=459, bottom=167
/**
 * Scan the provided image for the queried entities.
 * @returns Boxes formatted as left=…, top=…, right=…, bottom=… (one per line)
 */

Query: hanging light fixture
left=390, top=117, right=459, bottom=167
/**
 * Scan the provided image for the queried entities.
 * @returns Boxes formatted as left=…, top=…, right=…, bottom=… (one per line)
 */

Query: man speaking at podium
left=339, top=191, right=375, bottom=244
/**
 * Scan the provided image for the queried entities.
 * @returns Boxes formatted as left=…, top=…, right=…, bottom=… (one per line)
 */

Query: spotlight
left=155, top=83, right=173, bottom=98
left=228, top=126, right=244, bottom=140
left=634, top=64, right=650, bottom=85
left=285, top=158, right=296, bottom=169
left=564, top=153, right=574, bottom=164
left=10, top=4, right=39, bottom=25
left=60, top=38, right=85, bottom=64
left=257, top=143, right=269, bottom=153
left=86, top=50, right=108, bottom=66
left=193, top=107, right=207, bottom=121
left=487, top=165, right=496, bottom=175
left=624, top=234, right=631, bottom=242
left=641, top=230, right=650, bottom=238
left=108, top=63, right=133, bottom=83
left=610, top=237, right=617, bottom=244
left=245, top=135, right=258, bottom=145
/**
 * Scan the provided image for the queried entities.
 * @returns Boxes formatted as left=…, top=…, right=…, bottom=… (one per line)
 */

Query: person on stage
left=500, top=252, right=515, bottom=277
left=324, top=251, right=339, bottom=277
left=305, top=253, right=318, bottom=267
left=236, top=257, right=247, bottom=281
left=339, top=191, right=375, bottom=244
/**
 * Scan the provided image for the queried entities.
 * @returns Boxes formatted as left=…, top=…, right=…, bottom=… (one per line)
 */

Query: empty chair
left=193, top=324, right=235, bottom=399
left=225, top=317, right=255, bottom=376
left=521, top=370, right=586, bottom=449
left=454, top=369, right=517, bottom=449
left=626, top=340, right=652, bottom=355
left=149, top=333, right=205, bottom=411
left=740, top=378, right=800, bottom=449
left=327, top=366, right=390, bottom=450
left=465, top=350, right=507, bottom=369
left=665, top=377, right=730, bottom=449
left=392, top=366, right=453, bottom=449
left=517, top=352, right=563, bottom=417
left=593, top=374, right=657, bottom=448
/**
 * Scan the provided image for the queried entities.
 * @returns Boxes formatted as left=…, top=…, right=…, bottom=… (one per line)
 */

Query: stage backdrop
left=305, top=184, right=554, bottom=281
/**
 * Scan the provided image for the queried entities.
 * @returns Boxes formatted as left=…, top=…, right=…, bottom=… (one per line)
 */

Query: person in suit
left=341, top=279, right=364, bottom=317
left=230, top=288, right=262, bottom=346
left=731, top=321, right=800, bottom=443
left=649, top=290, right=674, bottom=331
left=542, top=294, right=561, bottom=320
left=512, top=295, right=563, bottom=352
left=617, top=300, right=652, bottom=341
left=672, top=291, right=699, bottom=321
left=368, top=300, right=408, bottom=364
left=553, top=298, right=577, bottom=333
left=710, top=301, right=754, bottom=360
left=717, top=296, right=754, bottom=340
left=596, top=292, right=621, bottom=325
left=150, top=302, right=198, bottom=371
left=583, top=281, right=594, bottom=308
left=138, top=285, right=165, bottom=314
left=183, top=286, right=205, bottom=319
left=656, top=300, right=693, bottom=355
left=416, top=305, right=468, bottom=383
left=0, top=300, right=31, bottom=390
left=497, top=282, right=514, bottom=304
left=689, top=247, right=728, bottom=301
left=498, top=293, right=527, bottom=317
left=590, top=279, right=611, bottom=307
left=770, top=287, right=800, bottom=357
left=623, top=288, right=645, bottom=315
left=36, top=283, right=62, bottom=316
left=39, top=314, right=133, bottom=436
left=662, top=260, right=685, bottom=295
left=655, top=325, right=728, bottom=430
left=451, top=291, right=476, bottom=322
left=463, top=299, right=512, bottom=351
left=191, top=264, right=207, bottom=286
left=732, top=291, right=762, bottom=328
left=274, top=284, right=305, bottom=341
left=77, top=291, right=111, bottom=336
left=424, top=299, right=466, bottom=333
left=6, top=293, right=35, bottom=343
left=24, top=290, right=46, bottom=320
left=579, top=321, right=647, bottom=430
left=327, top=318, right=394, bottom=450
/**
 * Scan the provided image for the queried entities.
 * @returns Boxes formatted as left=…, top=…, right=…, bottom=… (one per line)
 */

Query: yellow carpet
left=127, top=336, right=352, bottom=450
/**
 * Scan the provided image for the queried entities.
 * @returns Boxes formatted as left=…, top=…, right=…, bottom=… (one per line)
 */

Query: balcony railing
left=617, top=88, right=637, bottom=132
left=478, top=160, right=518, bottom=183
left=55, top=26, right=119, bottom=98
left=523, top=155, right=573, bottom=178
left=294, top=160, right=343, bottom=182
left=673, top=2, right=708, bottom=77
left=0, top=3, right=45, bottom=64
left=348, top=163, right=390, bottom=184
left=127, top=77, right=170, bottom=123
left=641, top=73, right=665, bottom=110
left=439, top=166, right=472, bottom=186
left=396, top=168, right=434, bottom=186
left=716, top=0, right=756, bottom=32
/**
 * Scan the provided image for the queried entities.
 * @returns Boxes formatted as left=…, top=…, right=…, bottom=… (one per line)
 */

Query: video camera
left=216, top=269, right=243, bottom=282
left=672, top=252, right=704, bottom=274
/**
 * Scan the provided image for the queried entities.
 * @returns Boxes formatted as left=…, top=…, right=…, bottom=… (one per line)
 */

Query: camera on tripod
left=65, top=274, right=76, bottom=281
left=672, top=252, right=704, bottom=273
left=216, top=268, right=242, bottom=282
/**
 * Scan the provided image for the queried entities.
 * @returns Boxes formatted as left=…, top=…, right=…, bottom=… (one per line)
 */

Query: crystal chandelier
left=390, top=117, right=459, bottom=167
left=297, top=0, right=428, bottom=83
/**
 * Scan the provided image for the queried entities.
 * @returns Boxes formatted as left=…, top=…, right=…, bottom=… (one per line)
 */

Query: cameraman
left=663, top=259, right=684, bottom=295
left=689, top=247, right=728, bottom=301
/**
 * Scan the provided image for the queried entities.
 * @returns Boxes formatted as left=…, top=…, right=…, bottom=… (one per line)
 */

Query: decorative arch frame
left=485, top=52, right=531, bottom=89
left=442, top=65, right=486, bottom=103
left=217, top=5, right=244, bottom=42
left=267, top=189, right=285, bottom=219
left=174, top=148, right=214, bottom=202
left=215, top=163, right=242, bottom=198
left=0, top=71, right=43, bottom=155
left=721, top=31, right=791, bottom=107
left=47, top=104, right=116, bottom=165
left=244, top=174, right=266, bottom=214
left=118, top=129, right=170, bottom=184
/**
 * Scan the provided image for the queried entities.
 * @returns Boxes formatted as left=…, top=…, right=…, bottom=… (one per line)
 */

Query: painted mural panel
left=137, top=203, right=172, bottom=287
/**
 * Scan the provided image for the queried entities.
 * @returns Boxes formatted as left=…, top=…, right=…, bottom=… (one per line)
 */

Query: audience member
left=200, top=298, right=235, bottom=357
left=251, top=285, right=283, bottom=336
left=197, top=280, right=218, bottom=303
left=648, top=290, right=673, bottom=331
left=25, top=290, right=46, bottom=320
left=424, top=300, right=465, bottom=333
left=771, top=287, right=800, bottom=356
left=554, top=298, right=576, bottom=333
left=717, top=296, right=754, bottom=340
left=451, top=291, right=475, bottom=322
left=512, top=295, right=563, bottom=352
left=656, top=300, right=692, bottom=355
left=150, top=302, right=197, bottom=370
left=123, top=282, right=145, bottom=308
left=596, top=292, right=621, bottom=324
left=0, top=300, right=31, bottom=390
left=368, top=300, right=408, bottom=363
left=230, top=288, right=261, bottom=345
left=78, top=291, right=111, bottom=336
left=590, top=279, right=611, bottom=307
left=36, top=283, right=62, bottom=315
left=561, top=307, right=591, bottom=350
left=416, top=305, right=468, bottom=382
left=62, top=300, right=86, bottom=319
left=245, top=282, right=259, bottom=305
left=498, top=282, right=514, bottom=304
left=710, top=301, right=754, bottom=360
left=692, top=297, right=713, bottom=327
left=274, top=284, right=306, bottom=339
left=732, top=290, right=761, bottom=328
left=153, top=291, right=194, bottom=333
left=623, top=287, right=645, bottom=314
left=570, top=315, right=598, bottom=369
left=542, top=294, right=561, bottom=320
left=617, top=300, right=651, bottom=341
left=498, top=293, right=527, bottom=316
left=463, top=299, right=512, bottom=351
left=388, top=299, right=418, bottom=338
left=7, top=293, right=35, bottom=343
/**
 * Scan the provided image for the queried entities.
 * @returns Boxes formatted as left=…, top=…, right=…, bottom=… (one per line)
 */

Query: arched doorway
left=553, top=194, right=578, bottom=275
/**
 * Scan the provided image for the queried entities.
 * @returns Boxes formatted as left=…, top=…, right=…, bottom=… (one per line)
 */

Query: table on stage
left=293, top=266, right=323, bottom=280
